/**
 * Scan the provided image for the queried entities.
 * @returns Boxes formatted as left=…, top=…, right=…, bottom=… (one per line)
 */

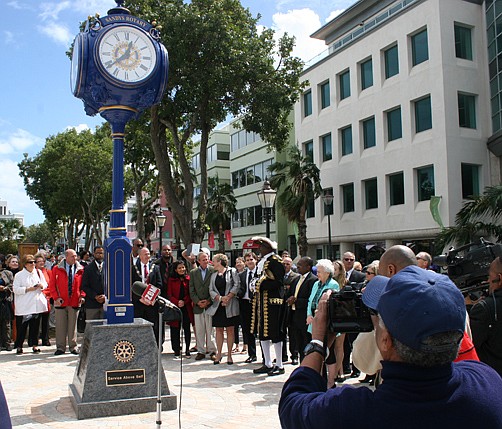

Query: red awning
left=242, top=239, right=260, bottom=249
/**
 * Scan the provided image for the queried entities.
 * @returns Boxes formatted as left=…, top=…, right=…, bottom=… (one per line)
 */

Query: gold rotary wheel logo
left=113, top=340, right=136, bottom=363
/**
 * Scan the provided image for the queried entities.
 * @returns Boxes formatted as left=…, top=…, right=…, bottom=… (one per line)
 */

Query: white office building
left=296, top=0, right=501, bottom=262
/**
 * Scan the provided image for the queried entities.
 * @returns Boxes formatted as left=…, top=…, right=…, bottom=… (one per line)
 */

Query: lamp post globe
left=257, top=179, right=277, bottom=239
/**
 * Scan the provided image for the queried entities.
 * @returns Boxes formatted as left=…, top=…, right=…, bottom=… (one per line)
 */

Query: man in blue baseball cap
left=279, top=266, right=502, bottom=429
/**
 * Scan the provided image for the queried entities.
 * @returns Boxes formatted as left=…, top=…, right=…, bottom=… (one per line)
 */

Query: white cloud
left=326, top=9, right=345, bottom=23
left=37, top=22, right=72, bottom=46
left=0, top=129, right=43, bottom=155
left=65, top=123, right=90, bottom=133
left=0, top=159, right=44, bottom=225
left=39, top=1, right=70, bottom=21
left=7, top=1, right=29, bottom=10
left=4, top=31, right=15, bottom=45
left=271, top=8, right=326, bottom=62
left=75, top=0, right=116, bottom=15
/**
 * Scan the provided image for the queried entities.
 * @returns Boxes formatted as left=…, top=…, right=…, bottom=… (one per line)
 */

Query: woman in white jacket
left=13, top=254, right=48, bottom=354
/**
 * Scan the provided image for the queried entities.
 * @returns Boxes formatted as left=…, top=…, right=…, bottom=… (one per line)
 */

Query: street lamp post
left=322, top=191, right=334, bottom=260
left=257, top=179, right=277, bottom=239
left=156, top=212, right=167, bottom=256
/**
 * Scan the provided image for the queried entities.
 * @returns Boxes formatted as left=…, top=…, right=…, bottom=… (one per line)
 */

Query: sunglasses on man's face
left=136, top=244, right=144, bottom=248
left=26, top=261, right=36, bottom=264
left=344, top=258, right=355, bottom=262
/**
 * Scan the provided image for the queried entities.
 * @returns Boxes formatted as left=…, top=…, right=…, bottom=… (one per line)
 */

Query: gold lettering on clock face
left=98, top=26, right=157, bottom=83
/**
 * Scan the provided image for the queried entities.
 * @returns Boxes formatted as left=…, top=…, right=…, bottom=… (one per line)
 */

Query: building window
left=458, top=93, right=476, bottom=129
left=321, top=133, right=332, bottom=162
left=417, top=165, right=435, bottom=201
left=364, top=178, right=378, bottom=210
left=384, top=44, right=399, bottom=79
left=304, top=90, right=312, bottom=117
left=304, top=140, right=314, bottom=162
left=320, top=81, right=330, bottom=109
left=387, top=107, right=402, bottom=141
left=360, top=58, right=373, bottom=90
left=461, top=163, right=480, bottom=198
left=342, top=183, right=355, bottom=213
left=414, top=95, right=432, bottom=133
left=341, top=126, right=353, bottom=156
left=307, top=195, right=315, bottom=218
left=411, top=28, right=428, bottom=66
left=339, top=70, right=351, bottom=100
left=389, top=172, right=405, bottom=206
left=455, top=24, right=473, bottom=61
left=323, top=188, right=334, bottom=215
left=362, top=116, right=376, bottom=149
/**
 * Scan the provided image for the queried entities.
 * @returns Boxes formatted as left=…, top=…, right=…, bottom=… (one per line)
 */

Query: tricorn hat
left=251, top=236, right=278, bottom=250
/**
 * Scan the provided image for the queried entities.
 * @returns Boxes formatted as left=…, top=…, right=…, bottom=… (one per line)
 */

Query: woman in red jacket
left=167, top=260, right=194, bottom=358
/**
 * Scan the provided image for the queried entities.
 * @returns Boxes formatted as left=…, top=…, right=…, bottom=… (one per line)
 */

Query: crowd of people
left=0, top=240, right=501, bottom=396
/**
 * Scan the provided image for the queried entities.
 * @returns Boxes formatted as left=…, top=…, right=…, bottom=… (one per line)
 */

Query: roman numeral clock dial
left=97, top=25, right=157, bottom=85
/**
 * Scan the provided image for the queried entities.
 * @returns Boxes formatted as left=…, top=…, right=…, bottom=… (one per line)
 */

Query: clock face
left=97, top=25, right=157, bottom=84
left=70, top=33, right=83, bottom=96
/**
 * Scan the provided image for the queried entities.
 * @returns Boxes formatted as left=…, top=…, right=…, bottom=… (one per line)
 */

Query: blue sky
left=0, top=0, right=354, bottom=226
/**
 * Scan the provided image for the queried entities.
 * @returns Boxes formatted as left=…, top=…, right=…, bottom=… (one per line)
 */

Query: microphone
left=132, top=281, right=179, bottom=309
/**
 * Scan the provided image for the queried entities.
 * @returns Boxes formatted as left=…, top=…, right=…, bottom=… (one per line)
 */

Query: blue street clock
left=71, top=0, right=169, bottom=324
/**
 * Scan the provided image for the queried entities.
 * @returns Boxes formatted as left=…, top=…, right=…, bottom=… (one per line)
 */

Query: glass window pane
left=263, top=159, right=273, bottom=179
left=417, top=166, right=435, bottom=201
left=415, top=96, right=432, bottom=132
left=361, top=58, right=373, bottom=90
left=321, top=81, right=330, bottom=109
left=307, top=195, right=315, bottom=218
left=384, top=44, right=399, bottom=78
left=304, top=91, right=312, bottom=117
left=247, top=167, right=255, bottom=185
left=231, top=133, right=239, bottom=152
left=339, top=70, right=351, bottom=100
left=342, top=183, right=355, bottom=213
left=232, top=171, right=239, bottom=189
left=322, top=133, right=332, bottom=161
left=389, top=172, right=405, bottom=205
left=455, top=24, right=473, bottom=60
left=412, top=29, right=429, bottom=66
left=458, top=93, right=477, bottom=129
left=461, top=164, right=480, bottom=198
left=364, top=178, right=378, bottom=209
left=304, top=140, right=314, bottom=162
left=363, top=117, right=376, bottom=149
left=255, top=206, right=263, bottom=225
left=387, top=107, right=402, bottom=141
left=239, top=169, right=246, bottom=187
left=254, top=163, right=263, bottom=183
left=341, top=126, right=353, bottom=156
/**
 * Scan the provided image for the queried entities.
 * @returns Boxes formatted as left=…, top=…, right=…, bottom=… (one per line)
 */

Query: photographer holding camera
left=470, top=256, right=502, bottom=377
left=279, top=266, right=502, bottom=429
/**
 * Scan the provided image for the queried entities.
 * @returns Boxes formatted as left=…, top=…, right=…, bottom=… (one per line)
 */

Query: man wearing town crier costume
left=250, top=236, right=286, bottom=376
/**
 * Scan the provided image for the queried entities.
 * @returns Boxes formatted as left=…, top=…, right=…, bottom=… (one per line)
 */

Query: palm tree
left=206, top=175, right=237, bottom=253
left=435, top=184, right=502, bottom=250
left=269, top=146, right=322, bottom=257
left=0, top=219, right=22, bottom=241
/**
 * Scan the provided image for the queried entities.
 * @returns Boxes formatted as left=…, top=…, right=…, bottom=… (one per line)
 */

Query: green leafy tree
left=18, top=125, right=117, bottom=248
left=205, top=175, right=237, bottom=253
left=125, top=0, right=306, bottom=246
left=0, top=219, right=22, bottom=241
left=23, top=221, right=58, bottom=248
left=269, top=146, right=322, bottom=257
left=436, top=185, right=502, bottom=250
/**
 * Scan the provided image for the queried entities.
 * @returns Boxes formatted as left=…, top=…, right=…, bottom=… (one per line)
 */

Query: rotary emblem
left=113, top=340, right=136, bottom=363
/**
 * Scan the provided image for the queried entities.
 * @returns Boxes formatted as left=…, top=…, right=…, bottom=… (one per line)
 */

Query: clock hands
left=107, top=41, right=134, bottom=68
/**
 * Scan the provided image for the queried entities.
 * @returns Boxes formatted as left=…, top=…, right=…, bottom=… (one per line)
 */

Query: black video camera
left=327, top=285, right=373, bottom=333
left=433, top=238, right=502, bottom=299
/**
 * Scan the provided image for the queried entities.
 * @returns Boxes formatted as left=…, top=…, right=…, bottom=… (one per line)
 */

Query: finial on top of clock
left=108, top=0, right=130, bottom=15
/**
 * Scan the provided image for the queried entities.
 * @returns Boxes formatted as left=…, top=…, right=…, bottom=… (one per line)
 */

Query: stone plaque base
left=69, top=318, right=177, bottom=419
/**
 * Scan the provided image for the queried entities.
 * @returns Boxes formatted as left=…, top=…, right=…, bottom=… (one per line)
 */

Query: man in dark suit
left=342, top=251, right=365, bottom=377
left=81, top=245, right=106, bottom=320
left=239, top=251, right=258, bottom=363
left=131, top=247, right=163, bottom=346
left=282, top=256, right=300, bottom=363
left=286, top=257, right=317, bottom=364
left=154, top=244, right=173, bottom=298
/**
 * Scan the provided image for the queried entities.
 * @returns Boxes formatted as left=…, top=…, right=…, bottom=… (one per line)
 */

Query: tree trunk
left=297, top=213, right=308, bottom=257
left=218, top=222, right=225, bottom=253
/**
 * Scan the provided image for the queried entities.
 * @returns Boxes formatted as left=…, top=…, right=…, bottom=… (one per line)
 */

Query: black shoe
left=253, top=365, right=273, bottom=374
left=4, top=345, right=12, bottom=352
left=245, top=356, right=257, bottom=363
left=343, top=366, right=351, bottom=375
left=291, top=358, right=298, bottom=366
left=268, top=366, right=285, bottom=376
left=359, top=374, right=375, bottom=383
left=185, top=351, right=191, bottom=358
left=350, top=370, right=361, bottom=378
left=42, top=341, right=51, bottom=347
left=54, top=350, right=65, bottom=355
left=335, top=376, right=345, bottom=383
left=70, top=349, right=79, bottom=355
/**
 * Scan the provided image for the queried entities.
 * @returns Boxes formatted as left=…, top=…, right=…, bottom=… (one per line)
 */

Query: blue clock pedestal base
left=69, top=319, right=177, bottom=419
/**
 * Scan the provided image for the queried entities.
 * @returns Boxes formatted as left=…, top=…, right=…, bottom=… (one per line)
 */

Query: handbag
left=77, top=307, right=86, bottom=334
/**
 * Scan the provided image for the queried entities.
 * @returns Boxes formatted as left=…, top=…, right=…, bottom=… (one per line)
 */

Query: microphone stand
left=156, top=301, right=166, bottom=429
